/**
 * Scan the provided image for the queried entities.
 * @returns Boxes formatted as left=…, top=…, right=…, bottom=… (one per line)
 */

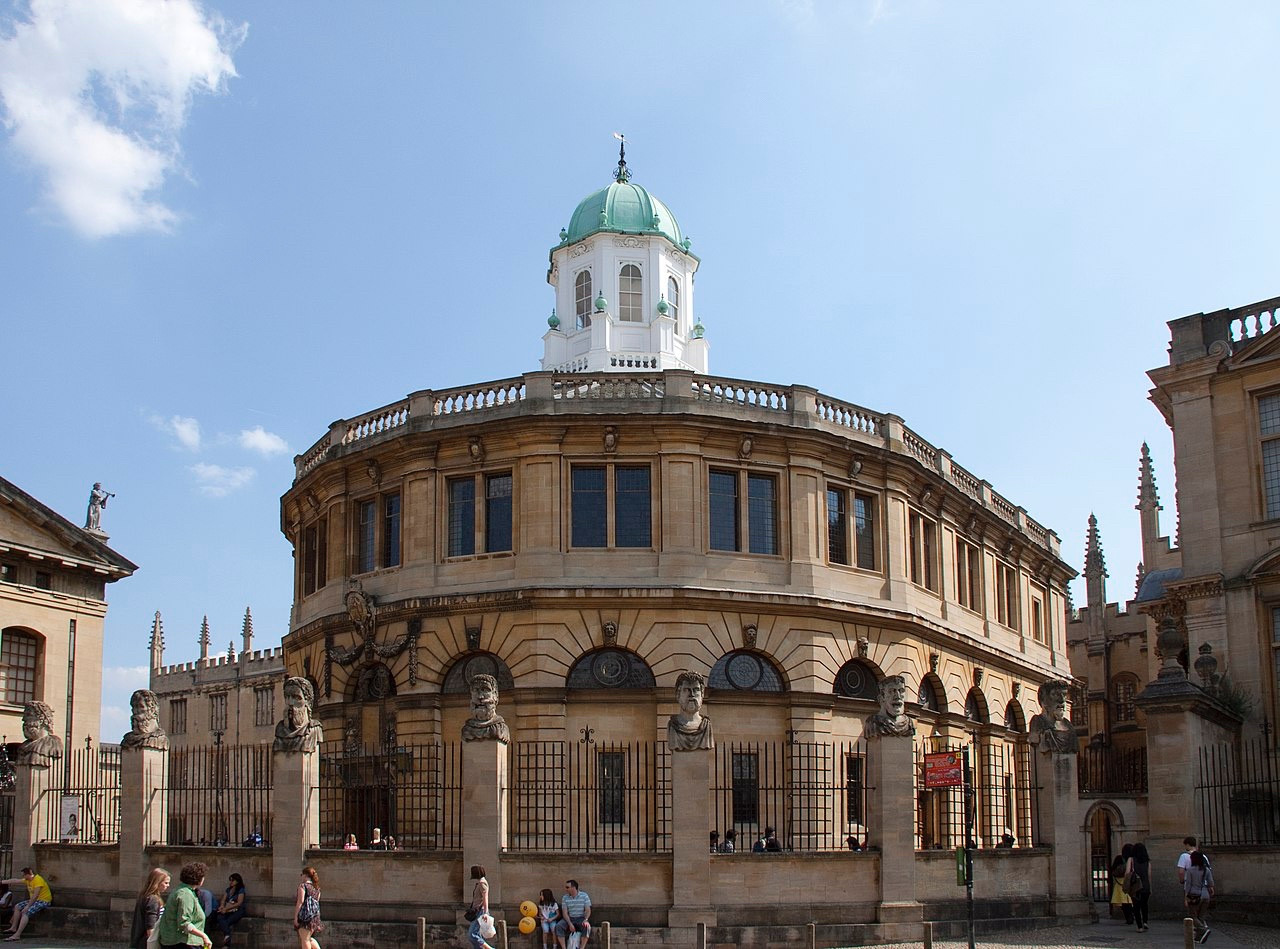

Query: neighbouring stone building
left=0, top=476, right=134, bottom=747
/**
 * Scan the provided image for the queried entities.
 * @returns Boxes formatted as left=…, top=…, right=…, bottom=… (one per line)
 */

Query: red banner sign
left=924, top=751, right=964, bottom=788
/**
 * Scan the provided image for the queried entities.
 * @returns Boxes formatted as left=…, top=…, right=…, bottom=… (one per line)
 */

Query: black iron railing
left=1078, top=746, right=1147, bottom=795
left=164, top=743, right=272, bottom=847
left=1197, top=737, right=1280, bottom=845
left=507, top=738, right=670, bottom=853
left=46, top=739, right=121, bottom=844
left=917, top=736, right=1035, bottom=850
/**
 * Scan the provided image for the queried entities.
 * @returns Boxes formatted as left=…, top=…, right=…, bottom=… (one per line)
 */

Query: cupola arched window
left=619, top=264, right=642, bottom=323
left=667, top=276, right=680, bottom=330
left=575, top=270, right=593, bottom=330
left=710, top=650, right=784, bottom=692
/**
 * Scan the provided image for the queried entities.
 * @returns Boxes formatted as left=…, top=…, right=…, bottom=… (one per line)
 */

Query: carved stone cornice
left=1164, top=575, right=1224, bottom=601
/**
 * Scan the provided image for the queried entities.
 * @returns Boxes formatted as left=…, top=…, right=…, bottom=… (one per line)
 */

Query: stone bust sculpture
left=864, top=674, right=916, bottom=738
left=121, top=689, right=169, bottom=750
left=1029, top=680, right=1076, bottom=754
left=273, top=677, right=324, bottom=753
left=18, top=701, right=63, bottom=766
left=461, top=673, right=510, bottom=743
left=667, top=671, right=714, bottom=751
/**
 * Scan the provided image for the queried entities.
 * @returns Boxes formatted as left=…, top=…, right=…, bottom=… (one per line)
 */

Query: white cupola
left=541, top=140, right=708, bottom=374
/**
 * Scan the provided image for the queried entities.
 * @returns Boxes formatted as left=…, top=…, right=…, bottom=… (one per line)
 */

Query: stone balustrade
left=292, top=369, right=1060, bottom=554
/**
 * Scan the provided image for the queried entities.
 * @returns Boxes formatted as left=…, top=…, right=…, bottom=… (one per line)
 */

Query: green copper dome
left=563, top=181, right=683, bottom=247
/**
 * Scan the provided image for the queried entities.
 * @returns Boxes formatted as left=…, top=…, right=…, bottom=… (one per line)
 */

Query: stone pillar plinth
left=868, top=735, right=921, bottom=924
left=268, top=749, right=320, bottom=919
left=668, top=749, right=715, bottom=928
left=116, top=746, right=167, bottom=895
left=461, top=739, right=508, bottom=911
left=1136, top=669, right=1239, bottom=918
left=1033, top=750, right=1088, bottom=918
left=12, top=761, right=57, bottom=874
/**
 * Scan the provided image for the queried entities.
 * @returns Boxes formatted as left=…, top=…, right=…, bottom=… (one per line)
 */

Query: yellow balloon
left=519, top=900, right=538, bottom=919
left=518, top=915, right=537, bottom=934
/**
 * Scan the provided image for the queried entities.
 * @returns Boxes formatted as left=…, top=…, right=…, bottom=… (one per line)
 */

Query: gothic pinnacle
left=1084, top=513, right=1108, bottom=580
left=1137, top=442, right=1161, bottom=511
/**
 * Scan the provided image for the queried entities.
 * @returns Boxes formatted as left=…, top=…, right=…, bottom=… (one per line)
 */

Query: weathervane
left=612, top=131, right=631, bottom=183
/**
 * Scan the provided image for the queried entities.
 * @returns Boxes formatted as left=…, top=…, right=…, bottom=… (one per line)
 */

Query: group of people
left=706, top=827, right=792, bottom=852
left=1109, top=835, right=1215, bottom=943
left=129, top=863, right=321, bottom=949
left=343, top=827, right=399, bottom=850
left=467, top=867, right=591, bottom=949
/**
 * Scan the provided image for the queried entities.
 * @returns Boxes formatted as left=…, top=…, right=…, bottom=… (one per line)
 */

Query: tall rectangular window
left=356, top=499, right=376, bottom=573
left=854, top=493, right=877, bottom=570
left=845, top=753, right=865, bottom=824
left=908, top=511, right=936, bottom=591
left=614, top=466, right=651, bottom=547
left=209, top=693, right=228, bottom=733
left=485, top=474, right=513, bottom=553
left=254, top=686, right=274, bottom=727
left=302, top=518, right=328, bottom=596
left=827, top=488, right=848, bottom=565
left=955, top=537, right=981, bottom=611
left=571, top=467, right=607, bottom=547
left=448, top=478, right=476, bottom=557
left=382, top=493, right=401, bottom=568
left=731, top=752, right=759, bottom=824
left=1030, top=587, right=1046, bottom=643
left=618, top=263, right=642, bottom=322
left=33, top=571, right=51, bottom=590
left=747, top=474, right=778, bottom=555
left=0, top=630, right=38, bottom=706
left=598, top=751, right=625, bottom=825
left=1261, top=394, right=1280, bottom=519
left=709, top=470, right=739, bottom=551
left=170, top=699, right=187, bottom=735
left=996, top=562, right=1020, bottom=630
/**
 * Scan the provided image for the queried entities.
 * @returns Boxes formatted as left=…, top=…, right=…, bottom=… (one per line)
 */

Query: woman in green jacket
left=157, top=863, right=212, bottom=949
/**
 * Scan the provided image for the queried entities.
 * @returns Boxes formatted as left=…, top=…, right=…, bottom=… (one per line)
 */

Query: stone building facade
left=0, top=476, right=134, bottom=746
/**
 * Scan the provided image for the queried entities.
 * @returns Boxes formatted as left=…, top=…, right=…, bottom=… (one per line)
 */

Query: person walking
left=466, top=865, right=495, bottom=949
left=1109, top=853, right=1133, bottom=924
left=1128, top=842, right=1152, bottom=933
left=156, top=862, right=212, bottom=949
left=293, top=867, right=322, bottom=949
left=1184, top=850, right=1215, bottom=943
left=129, top=868, right=170, bottom=949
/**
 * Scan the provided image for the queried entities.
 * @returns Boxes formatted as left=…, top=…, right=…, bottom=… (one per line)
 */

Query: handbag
left=478, top=913, right=497, bottom=939
left=464, top=907, right=479, bottom=922
left=1123, top=871, right=1143, bottom=898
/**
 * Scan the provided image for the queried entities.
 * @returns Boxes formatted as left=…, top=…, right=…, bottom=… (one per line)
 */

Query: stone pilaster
left=868, top=735, right=921, bottom=924
left=461, top=739, right=508, bottom=911
left=269, top=749, right=320, bottom=919
left=11, top=760, right=56, bottom=874
left=116, top=746, right=167, bottom=894
left=1032, top=749, right=1088, bottom=918
left=668, top=748, right=715, bottom=928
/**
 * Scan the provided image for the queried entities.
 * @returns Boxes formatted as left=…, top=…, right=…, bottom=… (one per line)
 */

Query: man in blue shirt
left=555, top=879, right=591, bottom=949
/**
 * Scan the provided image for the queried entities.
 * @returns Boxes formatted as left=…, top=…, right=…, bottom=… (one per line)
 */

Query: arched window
left=1112, top=674, right=1139, bottom=723
left=574, top=270, right=593, bottom=330
left=916, top=675, right=944, bottom=713
left=667, top=276, right=680, bottom=330
left=442, top=652, right=515, bottom=694
left=710, top=651, right=784, bottom=692
left=0, top=628, right=39, bottom=706
left=566, top=648, right=655, bottom=689
left=618, top=264, right=642, bottom=323
left=1004, top=699, right=1026, bottom=732
left=833, top=659, right=880, bottom=700
left=965, top=688, right=989, bottom=724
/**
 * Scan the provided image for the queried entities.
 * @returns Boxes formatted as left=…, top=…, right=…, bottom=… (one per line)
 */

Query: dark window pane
left=827, top=488, right=848, bottom=564
left=731, top=752, right=759, bottom=825
left=357, top=500, right=376, bottom=573
left=709, top=470, right=738, bottom=551
left=0, top=630, right=38, bottom=705
left=598, top=751, right=625, bottom=825
left=317, top=517, right=327, bottom=589
left=846, top=754, right=864, bottom=824
left=448, top=479, right=475, bottom=557
left=485, top=474, right=513, bottom=553
left=572, top=467, right=607, bottom=547
left=614, top=466, right=651, bottom=547
left=382, top=493, right=401, bottom=568
left=854, top=494, right=876, bottom=570
left=302, top=525, right=317, bottom=596
left=747, top=474, right=777, bottom=555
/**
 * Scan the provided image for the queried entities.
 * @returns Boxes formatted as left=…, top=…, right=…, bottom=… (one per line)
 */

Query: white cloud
left=190, top=462, right=254, bottom=497
left=239, top=425, right=289, bottom=457
left=149, top=412, right=202, bottom=450
left=0, top=0, right=244, bottom=238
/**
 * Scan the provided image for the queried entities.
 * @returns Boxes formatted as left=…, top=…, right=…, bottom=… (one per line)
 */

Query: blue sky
left=2, top=1, right=1278, bottom=736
